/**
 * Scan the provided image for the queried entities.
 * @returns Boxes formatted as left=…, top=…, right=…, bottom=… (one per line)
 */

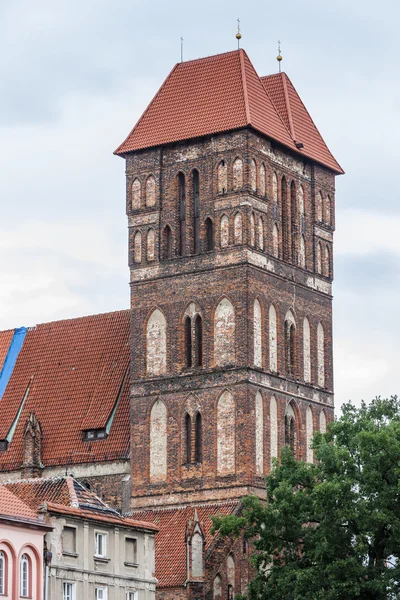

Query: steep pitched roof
left=261, top=72, right=343, bottom=173
left=3, top=477, right=157, bottom=532
left=0, top=310, right=130, bottom=471
left=130, top=502, right=238, bottom=588
left=0, top=482, right=39, bottom=522
left=0, top=330, right=14, bottom=371
left=115, top=49, right=343, bottom=174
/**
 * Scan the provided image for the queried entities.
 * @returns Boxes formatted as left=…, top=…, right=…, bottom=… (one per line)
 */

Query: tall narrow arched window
left=147, top=228, right=155, bottom=261
left=205, top=218, right=214, bottom=251
left=324, top=244, right=330, bottom=277
left=320, top=410, right=327, bottom=433
left=227, top=554, right=235, bottom=597
left=299, top=235, right=306, bottom=268
left=213, top=574, right=222, bottom=599
left=260, top=163, right=266, bottom=197
left=134, top=231, right=142, bottom=263
left=218, top=160, right=227, bottom=194
left=250, top=159, right=257, bottom=192
left=131, top=178, right=141, bottom=210
left=194, top=315, right=203, bottom=367
left=217, top=391, right=235, bottom=474
left=250, top=213, right=255, bottom=246
left=234, top=213, right=243, bottom=245
left=303, top=317, right=311, bottom=383
left=290, top=181, right=297, bottom=262
left=272, top=172, right=278, bottom=202
left=270, top=395, right=278, bottom=464
left=145, top=175, right=156, bottom=207
left=258, top=217, right=264, bottom=250
left=163, top=225, right=172, bottom=259
left=150, top=399, right=167, bottom=480
left=306, top=406, right=313, bottom=463
left=0, top=551, right=5, bottom=595
left=220, top=215, right=229, bottom=248
left=324, top=195, right=331, bottom=224
left=272, top=223, right=279, bottom=258
left=269, top=304, right=277, bottom=371
left=285, top=403, right=296, bottom=455
left=316, top=242, right=322, bottom=274
left=233, top=157, right=243, bottom=190
left=281, top=176, right=290, bottom=260
left=316, top=191, right=323, bottom=222
left=193, top=170, right=200, bottom=253
left=285, top=311, right=296, bottom=376
left=317, top=323, right=325, bottom=387
left=253, top=298, right=262, bottom=368
left=185, top=413, right=192, bottom=463
left=178, top=173, right=186, bottom=256
left=255, top=391, right=264, bottom=475
left=146, top=309, right=167, bottom=376
left=195, top=412, right=202, bottom=462
left=185, top=316, right=192, bottom=368
left=298, top=185, right=305, bottom=217
left=20, top=553, right=29, bottom=598
left=214, top=298, right=235, bottom=366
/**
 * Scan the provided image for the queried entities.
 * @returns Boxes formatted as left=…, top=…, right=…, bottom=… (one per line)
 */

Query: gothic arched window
left=285, top=403, right=296, bottom=455
left=316, top=191, right=323, bottom=222
left=284, top=311, right=296, bottom=376
left=303, top=317, right=311, bottom=383
left=194, top=314, right=203, bottom=367
left=150, top=399, right=167, bottom=480
left=217, top=160, right=227, bottom=194
left=178, top=172, right=186, bottom=256
left=145, top=175, right=156, bottom=207
left=272, top=172, right=278, bottom=202
left=214, top=298, right=235, bottom=366
left=269, top=304, right=277, bottom=372
left=281, top=176, right=290, bottom=260
left=316, top=241, right=322, bottom=274
left=205, top=218, right=214, bottom=251
left=306, top=405, right=313, bottom=463
left=185, top=315, right=192, bottom=368
left=195, top=412, right=202, bottom=463
left=250, top=158, right=257, bottom=192
left=317, top=322, right=325, bottom=387
left=272, top=223, right=279, bottom=258
left=270, top=395, right=278, bottom=464
left=233, top=158, right=243, bottom=190
left=234, top=213, right=243, bottom=245
left=299, top=235, right=306, bottom=268
left=163, top=225, right=172, bottom=259
left=0, top=551, right=5, bottom=595
left=146, top=309, right=167, bottom=376
left=324, top=244, right=330, bottom=277
left=320, top=410, right=327, bottom=433
left=20, top=553, right=29, bottom=598
left=193, top=170, right=200, bottom=253
left=131, top=178, right=141, bottom=210
left=185, top=413, right=192, bottom=463
left=147, top=228, right=155, bottom=262
left=253, top=298, right=262, bottom=368
left=220, top=214, right=229, bottom=248
left=134, top=231, right=142, bottom=263
left=250, top=213, right=255, bottom=246
left=290, top=180, right=297, bottom=261
left=258, top=217, right=264, bottom=250
left=217, top=391, right=235, bottom=474
left=260, top=163, right=266, bottom=197
left=255, top=391, right=263, bottom=475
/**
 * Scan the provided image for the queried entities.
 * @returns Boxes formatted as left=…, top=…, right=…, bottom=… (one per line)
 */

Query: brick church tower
left=115, top=49, right=343, bottom=599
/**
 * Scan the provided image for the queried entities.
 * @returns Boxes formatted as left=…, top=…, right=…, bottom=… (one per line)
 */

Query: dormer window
left=84, top=429, right=107, bottom=441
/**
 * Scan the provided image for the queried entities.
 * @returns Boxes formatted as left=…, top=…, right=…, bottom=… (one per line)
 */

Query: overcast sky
left=0, top=0, right=398, bottom=408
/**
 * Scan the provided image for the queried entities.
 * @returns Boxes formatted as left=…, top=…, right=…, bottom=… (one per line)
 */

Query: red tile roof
left=3, top=476, right=158, bottom=532
left=0, top=310, right=130, bottom=471
left=261, top=72, right=343, bottom=173
left=130, top=502, right=238, bottom=587
left=0, top=330, right=14, bottom=371
left=115, top=49, right=343, bottom=174
left=0, top=483, right=39, bottom=522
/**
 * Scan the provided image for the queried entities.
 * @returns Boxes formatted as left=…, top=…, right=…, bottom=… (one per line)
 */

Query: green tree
left=212, top=397, right=400, bottom=599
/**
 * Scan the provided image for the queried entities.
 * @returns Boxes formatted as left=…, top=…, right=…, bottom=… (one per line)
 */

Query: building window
left=125, top=538, right=137, bottom=565
left=185, top=413, right=192, bottom=464
left=163, top=225, right=173, bottom=259
left=84, top=428, right=107, bottom=441
left=126, top=593, right=138, bottom=600
left=233, top=157, right=243, bottom=190
left=250, top=213, right=255, bottom=246
left=0, top=551, right=5, bottom=594
left=178, top=172, right=186, bottom=256
left=146, top=309, right=167, bottom=376
left=131, top=179, right=141, bottom=210
left=217, top=160, right=228, bottom=194
left=133, top=231, right=142, bottom=263
left=272, top=223, right=279, bottom=258
left=20, top=554, right=29, bottom=598
left=205, top=218, right=214, bottom=251
left=193, top=170, right=200, bottom=254
left=259, top=163, right=266, bottom=197
left=194, top=315, right=203, bottom=367
left=234, top=213, right=243, bottom=245
left=285, top=318, right=296, bottom=376
left=195, top=412, right=202, bottom=463
left=145, top=175, right=156, bottom=207
left=63, top=526, right=77, bottom=554
left=63, top=581, right=76, bottom=600
left=95, top=587, right=108, bottom=600
left=185, top=316, right=192, bottom=368
left=150, top=399, right=167, bottom=480
left=220, top=215, right=229, bottom=248
left=285, top=404, right=296, bottom=454
left=250, top=158, right=257, bottom=192
left=95, top=532, right=107, bottom=558
left=147, top=228, right=155, bottom=262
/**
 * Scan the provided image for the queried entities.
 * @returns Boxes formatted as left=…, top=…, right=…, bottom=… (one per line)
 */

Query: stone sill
left=94, top=555, right=110, bottom=563
left=62, top=551, right=79, bottom=558
left=124, top=562, right=139, bottom=568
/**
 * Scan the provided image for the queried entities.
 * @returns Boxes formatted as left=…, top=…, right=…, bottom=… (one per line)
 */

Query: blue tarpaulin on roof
left=0, top=327, right=27, bottom=400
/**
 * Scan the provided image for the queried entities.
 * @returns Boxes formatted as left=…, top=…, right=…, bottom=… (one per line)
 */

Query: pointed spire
left=236, top=18, right=242, bottom=49
left=277, top=40, right=283, bottom=73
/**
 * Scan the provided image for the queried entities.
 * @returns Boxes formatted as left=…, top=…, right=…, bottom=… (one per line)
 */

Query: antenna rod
left=236, top=19, right=242, bottom=49
left=277, top=40, right=283, bottom=73
left=180, top=37, right=184, bottom=62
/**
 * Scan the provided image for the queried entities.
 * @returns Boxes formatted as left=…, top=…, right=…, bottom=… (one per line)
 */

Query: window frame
left=0, top=550, right=5, bottom=595
left=20, top=553, right=29, bottom=598
left=124, top=537, right=138, bottom=566
left=62, top=525, right=77, bottom=556
left=126, top=592, right=138, bottom=600
left=63, top=581, right=76, bottom=600
left=95, top=586, right=108, bottom=600
left=94, top=531, right=107, bottom=559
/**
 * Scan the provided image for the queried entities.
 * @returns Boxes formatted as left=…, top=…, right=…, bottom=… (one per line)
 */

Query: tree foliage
left=212, top=397, right=400, bottom=599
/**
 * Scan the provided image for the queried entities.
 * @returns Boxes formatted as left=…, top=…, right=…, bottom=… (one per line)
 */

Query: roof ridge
left=239, top=49, right=251, bottom=124
left=170, top=49, right=241, bottom=67
left=281, top=72, right=296, bottom=141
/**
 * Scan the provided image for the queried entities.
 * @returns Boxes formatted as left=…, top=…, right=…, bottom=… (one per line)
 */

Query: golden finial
left=277, top=40, right=283, bottom=73
left=236, top=18, right=242, bottom=49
